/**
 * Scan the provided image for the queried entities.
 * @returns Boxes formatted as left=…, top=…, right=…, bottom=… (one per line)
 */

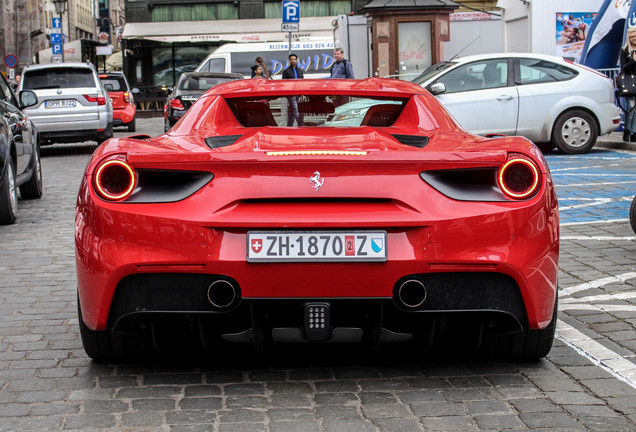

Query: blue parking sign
left=282, top=0, right=299, bottom=23
left=52, top=44, right=62, bottom=54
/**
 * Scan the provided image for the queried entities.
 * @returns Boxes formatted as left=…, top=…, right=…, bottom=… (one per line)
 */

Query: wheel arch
left=544, top=100, right=601, bottom=141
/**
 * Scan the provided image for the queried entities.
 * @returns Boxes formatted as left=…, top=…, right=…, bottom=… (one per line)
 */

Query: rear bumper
left=76, top=208, right=559, bottom=334
left=113, top=105, right=136, bottom=124
left=599, top=102, right=621, bottom=135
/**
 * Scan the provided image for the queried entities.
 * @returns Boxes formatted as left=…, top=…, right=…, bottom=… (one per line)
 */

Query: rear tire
left=19, top=147, right=43, bottom=199
left=630, top=196, right=636, bottom=234
left=96, top=123, right=114, bottom=144
left=127, top=118, right=136, bottom=132
left=485, top=296, right=558, bottom=361
left=0, top=159, right=18, bottom=225
left=78, top=294, right=151, bottom=362
left=551, top=109, right=597, bottom=154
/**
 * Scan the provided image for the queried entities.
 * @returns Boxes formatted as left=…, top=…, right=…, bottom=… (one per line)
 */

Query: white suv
left=19, top=62, right=113, bottom=145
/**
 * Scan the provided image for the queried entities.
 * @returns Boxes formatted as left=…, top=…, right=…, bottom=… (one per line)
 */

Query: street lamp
left=52, top=0, right=68, bottom=61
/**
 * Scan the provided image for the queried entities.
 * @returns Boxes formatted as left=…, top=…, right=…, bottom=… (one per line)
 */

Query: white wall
left=444, top=17, right=504, bottom=60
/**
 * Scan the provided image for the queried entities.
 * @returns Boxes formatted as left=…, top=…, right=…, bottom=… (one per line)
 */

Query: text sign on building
left=282, top=1, right=300, bottom=23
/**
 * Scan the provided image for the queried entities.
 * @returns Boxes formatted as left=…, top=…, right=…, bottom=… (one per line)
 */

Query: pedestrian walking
left=620, top=27, right=636, bottom=142
left=251, top=57, right=272, bottom=79
left=330, top=47, right=354, bottom=79
left=282, top=53, right=304, bottom=126
left=251, top=64, right=266, bottom=79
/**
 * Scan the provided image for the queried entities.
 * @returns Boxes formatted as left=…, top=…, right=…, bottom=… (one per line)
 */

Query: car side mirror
left=19, top=90, right=38, bottom=108
left=429, top=82, right=446, bottom=95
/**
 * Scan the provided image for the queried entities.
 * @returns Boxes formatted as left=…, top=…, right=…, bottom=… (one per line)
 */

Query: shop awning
left=122, top=16, right=336, bottom=43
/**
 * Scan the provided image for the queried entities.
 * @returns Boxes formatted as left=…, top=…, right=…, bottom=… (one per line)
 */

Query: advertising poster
left=556, top=12, right=597, bottom=62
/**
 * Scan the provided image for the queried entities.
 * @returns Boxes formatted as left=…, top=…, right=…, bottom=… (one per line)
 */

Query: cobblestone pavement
left=0, top=121, right=635, bottom=431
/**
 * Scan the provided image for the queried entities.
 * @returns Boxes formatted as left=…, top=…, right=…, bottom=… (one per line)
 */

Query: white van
left=195, top=39, right=335, bottom=78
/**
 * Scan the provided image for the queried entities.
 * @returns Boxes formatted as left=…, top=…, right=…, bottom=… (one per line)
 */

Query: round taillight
left=94, top=160, right=136, bottom=201
left=497, top=157, right=540, bottom=199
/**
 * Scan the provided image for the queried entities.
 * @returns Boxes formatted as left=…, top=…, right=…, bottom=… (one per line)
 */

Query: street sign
left=4, top=55, right=18, bottom=69
left=52, top=17, right=61, bottom=28
left=282, top=0, right=300, bottom=23
left=281, top=23, right=299, bottom=32
left=50, top=33, right=62, bottom=44
left=52, top=44, right=62, bottom=55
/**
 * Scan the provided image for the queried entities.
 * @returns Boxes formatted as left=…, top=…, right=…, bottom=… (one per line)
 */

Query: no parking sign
left=4, top=55, right=17, bottom=69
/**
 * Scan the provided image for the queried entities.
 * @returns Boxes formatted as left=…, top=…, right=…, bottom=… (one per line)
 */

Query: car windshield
left=411, top=61, right=455, bottom=85
left=22, top=68, right=95, bottom=89
left=225, top=95, right=407, bottom=127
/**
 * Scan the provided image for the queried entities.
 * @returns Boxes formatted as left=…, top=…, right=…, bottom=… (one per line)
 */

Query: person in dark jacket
left=330, top=47, right=354, bottom=79
left=282, top=53, right=304, bottom=126
left=620, top=27, right=636, bottom=142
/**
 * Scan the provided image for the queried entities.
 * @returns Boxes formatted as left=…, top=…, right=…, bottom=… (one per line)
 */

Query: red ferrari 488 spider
left=75, top=78, right=559, bottom=362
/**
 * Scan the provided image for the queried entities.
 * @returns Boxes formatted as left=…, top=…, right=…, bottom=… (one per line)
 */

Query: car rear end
left=570, top=61, right=621, bottom=136
left=76, top=81, right=559, bottom=361
left=21, top=63, right=113, bottom=145
left=99, top=73, right=136, bottom=132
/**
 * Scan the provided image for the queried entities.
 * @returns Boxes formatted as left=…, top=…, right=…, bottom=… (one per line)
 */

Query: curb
left=595, top=132, right=636, bottom=151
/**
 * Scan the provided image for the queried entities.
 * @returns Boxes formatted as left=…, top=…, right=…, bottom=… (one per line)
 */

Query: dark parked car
left=0, top=74, right=42, bottom=224
left=99, top=72, right=137, bottom=132
left=164, top=72, right=243, bottom=131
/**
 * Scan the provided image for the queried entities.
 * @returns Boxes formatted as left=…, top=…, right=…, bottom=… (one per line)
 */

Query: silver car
left=19, top=62, right=113, bottom=145
left=412, top=53, right=621, bottom=154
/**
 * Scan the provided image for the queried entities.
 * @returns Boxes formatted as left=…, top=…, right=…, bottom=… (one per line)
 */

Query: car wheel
left=96, top=123, right=114, bottom=144
left=127, top=118, right=136, bottom=133
left=78, top=294, right=151, bottom=362
left=19, top=147, right=43, bottom=199
left=630, top=196, right=636, bottom=234
left=0, top=159, right=18, bottom=225
left=482, top=295, right=558, bottom=361
left=551, top=109, right=598, bottom=154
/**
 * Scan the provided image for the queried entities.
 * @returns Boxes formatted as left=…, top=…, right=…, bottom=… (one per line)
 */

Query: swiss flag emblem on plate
left=251, top=238, right=263, bottom=253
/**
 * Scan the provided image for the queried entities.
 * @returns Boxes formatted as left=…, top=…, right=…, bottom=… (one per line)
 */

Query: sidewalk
left=596, top=131, right=636, bottom=151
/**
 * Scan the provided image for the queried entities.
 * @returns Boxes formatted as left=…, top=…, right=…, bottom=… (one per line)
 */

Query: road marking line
left=556, top=320, right=636, bottom=389
left=558, top=181, right=636, bottom=187
left=560, top=303, right=636, bottom=312
left=561, top=218, right=628, bottom=226
left=559, top=272, right=636, bottom=296
left=561, top=292, right=636, bottom=303
left=560, top=236, right=635, bottom=241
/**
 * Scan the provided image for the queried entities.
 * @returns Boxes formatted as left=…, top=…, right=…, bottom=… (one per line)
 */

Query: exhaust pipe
left=207, top=280, right=237, bottom=309
left=397, top=279, right=427, bottom=308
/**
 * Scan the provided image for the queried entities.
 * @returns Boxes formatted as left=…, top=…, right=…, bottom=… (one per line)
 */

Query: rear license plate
left=44, top=99, right=76, bottom=109
left=247, top=231, right=387, bottom=262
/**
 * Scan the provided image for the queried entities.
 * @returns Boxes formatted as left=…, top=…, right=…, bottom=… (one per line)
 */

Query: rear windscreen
left=22, top=68, right=95, bottom=90
left=225, top=95, right=407, bottom=128
left=99, top=76, right=127, bottom=91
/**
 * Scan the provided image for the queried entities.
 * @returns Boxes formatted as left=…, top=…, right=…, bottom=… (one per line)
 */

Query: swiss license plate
left=44, top=99, right=76, bottom=109
left=247, top=231, right=387, bottom=262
